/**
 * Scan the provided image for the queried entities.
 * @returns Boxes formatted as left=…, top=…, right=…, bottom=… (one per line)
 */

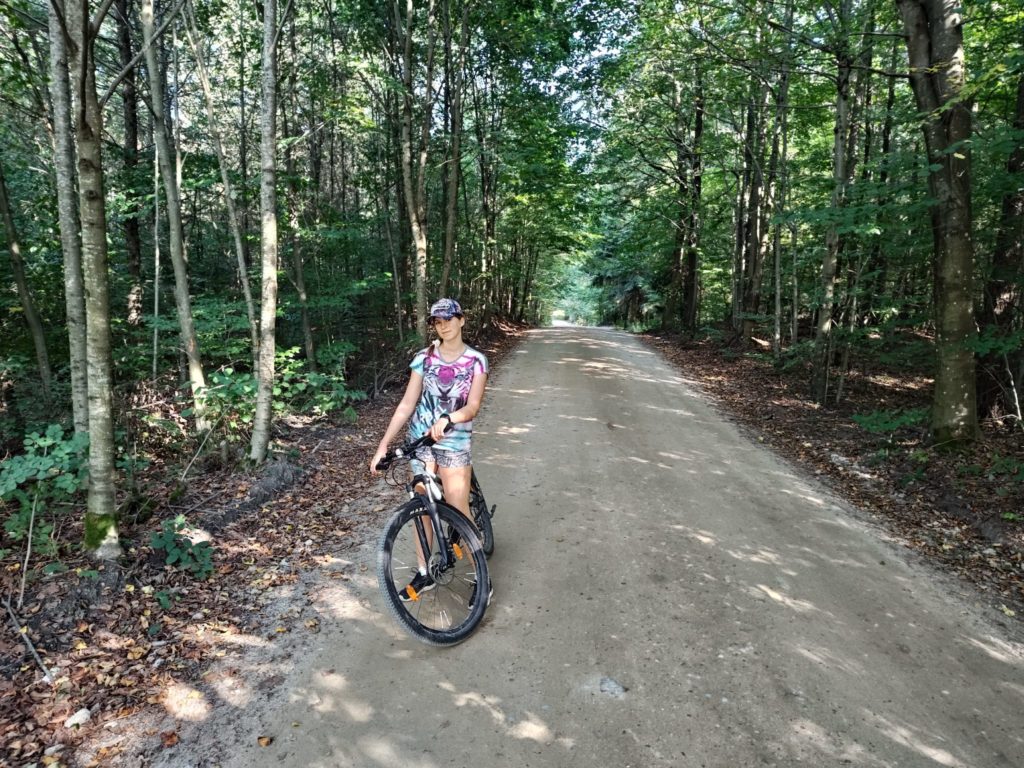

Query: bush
left=150, top=514, right=215, bottom=579
left=0, top=424, right=89, bottom=560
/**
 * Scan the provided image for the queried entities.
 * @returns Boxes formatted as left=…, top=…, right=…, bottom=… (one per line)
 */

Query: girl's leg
left=437, top=464, right=472, bottom=520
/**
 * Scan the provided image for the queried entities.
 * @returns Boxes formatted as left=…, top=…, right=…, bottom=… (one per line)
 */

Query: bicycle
left=374, top=432, right=494, bottom=645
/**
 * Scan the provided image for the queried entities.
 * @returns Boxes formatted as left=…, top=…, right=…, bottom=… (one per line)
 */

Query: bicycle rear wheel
left=377, top=499, right=489, bottom=646
left=470, top=483, right=494, bottom=557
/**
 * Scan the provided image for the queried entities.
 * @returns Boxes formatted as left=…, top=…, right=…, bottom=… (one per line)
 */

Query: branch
left=98, top=0, right=187, bottom=108
left=3, top=596, right=53, bottom=684
left=271, top=0, right=296, bottom=57
left=91, top=0, right=117, bottom=34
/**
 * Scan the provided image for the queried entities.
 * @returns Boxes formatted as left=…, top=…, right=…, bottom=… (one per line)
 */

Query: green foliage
left=197, top=347, right=364, bottom=443
left=0, top=425, right=89, bottom=557
left=150, top=515, right=215, bottom=579
left=852, top=408, right=928, bottom=435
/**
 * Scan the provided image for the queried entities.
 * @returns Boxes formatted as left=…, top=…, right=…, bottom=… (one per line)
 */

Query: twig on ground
left=3, top=596, right=53, bottom=684
left=18, top=490, right=38, bottom=609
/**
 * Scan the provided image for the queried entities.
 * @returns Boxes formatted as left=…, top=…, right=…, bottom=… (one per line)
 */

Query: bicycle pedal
left=452, top=543, right=464, bottom=560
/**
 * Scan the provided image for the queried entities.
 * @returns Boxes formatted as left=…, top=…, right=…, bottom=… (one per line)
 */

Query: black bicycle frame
left=408, top=473, right=455, bottom=572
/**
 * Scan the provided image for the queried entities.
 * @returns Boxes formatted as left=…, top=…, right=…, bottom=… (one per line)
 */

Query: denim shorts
left=412, top=444, right=472, bottom=472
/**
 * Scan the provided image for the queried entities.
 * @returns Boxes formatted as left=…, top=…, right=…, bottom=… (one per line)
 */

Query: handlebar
left=375, top=421, right=454, bottom=472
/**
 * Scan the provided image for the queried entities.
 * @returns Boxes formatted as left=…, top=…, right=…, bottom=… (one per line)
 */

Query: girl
left=369, top=298, right=489, bottom=600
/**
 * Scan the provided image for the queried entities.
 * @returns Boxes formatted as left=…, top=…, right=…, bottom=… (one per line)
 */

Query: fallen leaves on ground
left=0, top=322, right=527, bottom=766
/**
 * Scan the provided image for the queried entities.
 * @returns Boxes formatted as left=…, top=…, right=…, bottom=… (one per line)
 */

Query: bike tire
left=470, top=487, right=494, bottom=557
left=377, top=499, right=489, bottom=646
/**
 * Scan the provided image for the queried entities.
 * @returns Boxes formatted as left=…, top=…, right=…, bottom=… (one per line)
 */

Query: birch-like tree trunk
left=439, top=1, right=468, bottom=296
left=812, top=0, right=854, bottom=403
left=48, top=1, right=89, bottom=434
left=65, top=0, right=121, bottom=557
left=116, top=0, right=144, bottom=326
left=184, top=2, right=260, bottom=361
left=285, top=19, right=316, bottom=371
left=682, top=71, right=704, bottom=333
left=250, top=0, right=279, bottom=463
left=141, top=0, right=209, bottom=432
left=396, top=0, right=438, bottom=340
left=0, top=159, right=52, bottom=399
left=896, top=0, right=979, bottom=443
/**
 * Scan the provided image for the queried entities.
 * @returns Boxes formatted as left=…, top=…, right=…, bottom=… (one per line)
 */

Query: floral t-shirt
left=408, top=343, right=488, bottom=452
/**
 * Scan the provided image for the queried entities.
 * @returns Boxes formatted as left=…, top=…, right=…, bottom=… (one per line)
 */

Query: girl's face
left=431, top=315, right=465, bottom=341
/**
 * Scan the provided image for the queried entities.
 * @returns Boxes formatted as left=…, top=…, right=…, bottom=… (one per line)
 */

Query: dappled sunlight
left=778, top=487, right=826, bottom=506
left=668, top=525, right=717, bottom=546
left=162, top=681, right=212, bottom=721
left=495, top=423, right=533, bottom=437
left=794, top=644, right=865, bottom=676
left=866, top=712, right=971, bottom=768
left=963, top=634, right=1024, bottom=666
left=642, top=403, right=697, bottom=417
left=508, top=711, right=554, bottom=743
left=726, top=547, right=798, bottom=577
left=438, top=680, right=573, bottom=748
left=357, top=737, right=438, bottom=768
left=786, top=719, right=887, bottom=767
left=753, top=584, right=819, bottom=613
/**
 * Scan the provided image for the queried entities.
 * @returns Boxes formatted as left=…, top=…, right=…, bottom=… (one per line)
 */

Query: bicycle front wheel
left=377, top=499, right=489, bottom=646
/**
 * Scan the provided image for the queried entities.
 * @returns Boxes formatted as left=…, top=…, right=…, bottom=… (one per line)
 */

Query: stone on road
left=155, top=327, right=1024, bottom=768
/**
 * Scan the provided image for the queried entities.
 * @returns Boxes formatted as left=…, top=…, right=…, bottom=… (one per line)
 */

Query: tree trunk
left=772, top=0, right=795, bottom=358
left=977, top=75, right=1024, bottom=420
left=285, top=19, right=317, bottom=371
left=395, top=0, right=438, bottom=339
left=0, top=159, right=52, bottom=399
left=896, top=0, right=979, bottom=443
left=741, top=83, right=771, bottom=343
left=662, top=77, right=688, bottom=333
left=48, top=2, right=89, bottom=434
left=141, top=0, right=209, bottom=431
left=682, top=72, right=704, bottom=333
left=250, top=0, right=279, bottom=464
left=439, top=1, right=468, bottom=296
left=65, top=0, right=121, bottom=557
left=183, top=3, right=260, bottom=361
left=812, top=6, right=854, bottom=403
left=116, top=0, right=144, bottom=325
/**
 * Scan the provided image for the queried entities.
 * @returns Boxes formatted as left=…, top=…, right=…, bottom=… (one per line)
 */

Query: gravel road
left=150, top=326, right=1024, bottom=768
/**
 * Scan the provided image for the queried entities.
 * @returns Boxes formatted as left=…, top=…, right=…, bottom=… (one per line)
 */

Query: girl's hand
left=369, top=447, right=388, bottom=475
left=429, top=415, right=453, bottom=442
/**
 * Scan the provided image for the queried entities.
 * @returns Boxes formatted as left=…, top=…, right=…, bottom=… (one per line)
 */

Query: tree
left=249, top=0, right=280, bottom=463
left=62, top=0, right=121, bottom=556
left=0, top=157, right=52, bottom=400
left=895, top=0, right=979, bottom=443
left=141, top=0, right=209, bottom=432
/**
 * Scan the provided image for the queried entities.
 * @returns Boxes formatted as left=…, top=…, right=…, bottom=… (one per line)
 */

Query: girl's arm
left=369, top=371, right=423, bottom=474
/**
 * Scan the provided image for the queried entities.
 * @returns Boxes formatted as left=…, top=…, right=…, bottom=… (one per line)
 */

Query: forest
left=0, top=0, right=1022, bottom=758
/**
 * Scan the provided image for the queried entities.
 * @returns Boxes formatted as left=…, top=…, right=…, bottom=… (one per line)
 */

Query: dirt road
left=152, top=327, right=1024, bottom=767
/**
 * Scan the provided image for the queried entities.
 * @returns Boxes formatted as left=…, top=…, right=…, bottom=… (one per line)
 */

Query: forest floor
left=1, top=323, right=1022, bottom=767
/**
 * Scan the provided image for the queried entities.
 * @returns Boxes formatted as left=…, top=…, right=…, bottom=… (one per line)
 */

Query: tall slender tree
left=896, top=0, right=979, bottom=443
left=250, top=0, right=280, bottom=463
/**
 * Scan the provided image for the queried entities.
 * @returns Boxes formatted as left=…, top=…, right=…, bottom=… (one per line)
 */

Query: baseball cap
left=429, top=298, right=463, bottom=320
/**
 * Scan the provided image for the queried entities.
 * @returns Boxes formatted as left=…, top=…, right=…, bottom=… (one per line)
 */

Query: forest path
left=154, top=326, right=1023, bottom=768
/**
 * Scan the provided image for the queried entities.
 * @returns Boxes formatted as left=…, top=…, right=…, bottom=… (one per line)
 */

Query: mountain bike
left=374, top=432, right=493, bottom=646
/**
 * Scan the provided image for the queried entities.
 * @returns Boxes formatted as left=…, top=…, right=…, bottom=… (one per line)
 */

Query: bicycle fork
left=409, top=485, right=458, bottom=575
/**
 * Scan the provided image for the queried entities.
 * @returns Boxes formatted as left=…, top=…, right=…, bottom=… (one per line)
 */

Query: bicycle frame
left=406, top=471, right=457, bottom=573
